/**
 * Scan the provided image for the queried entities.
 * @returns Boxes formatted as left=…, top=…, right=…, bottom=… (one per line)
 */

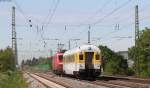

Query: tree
left=99, top=45, right=128, bottom=75
left=128, top=28, right=150, bottom=77
left=0, top=47, right=15, bottom=72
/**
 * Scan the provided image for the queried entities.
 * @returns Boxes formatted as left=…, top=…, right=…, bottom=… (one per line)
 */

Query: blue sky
left=0, top=0, right=150, bottom=64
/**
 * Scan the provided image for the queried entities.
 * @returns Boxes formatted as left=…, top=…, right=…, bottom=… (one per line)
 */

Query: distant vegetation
left=22, top=57, right=51, bottom=71
left=128, top=28, right=150, bottom=77
left=0, top=47, right=27, bottom=88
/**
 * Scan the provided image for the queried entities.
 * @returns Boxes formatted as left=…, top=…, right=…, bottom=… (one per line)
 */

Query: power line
left=12, top=0, right=32, bottom=26
left=42, top=0, right=55, bottom=25
left=92, top=0, right=132, bottom=26
left=78, top=0, right=112, bottom=26
left=66, top=0, right=133, bottom=42
left=38, top=0, right=60, bottom=47
left=12, top=0, right=46, bottom=59
left=43, top=0, right=60, bottom=28
left=39, top=0, right=133, bottom=43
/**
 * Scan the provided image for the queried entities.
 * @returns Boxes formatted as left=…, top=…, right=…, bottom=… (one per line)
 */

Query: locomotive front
left=52, top=53, right=64, bottom=75
left=78, top=45, right=101, bottom=78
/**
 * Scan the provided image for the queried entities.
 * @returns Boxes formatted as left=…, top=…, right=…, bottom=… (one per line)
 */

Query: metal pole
left=135, top=5, right=139, bottom=45
left=69, top=40, right=71, bottom=50
left=88, top=25, right=91, bottom=44
left=135, top=5, right=140, bottom=76
left=12, top=6, right=18, bottom=66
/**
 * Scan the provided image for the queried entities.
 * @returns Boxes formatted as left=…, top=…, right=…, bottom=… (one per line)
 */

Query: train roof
left=55, top=52, right=64, bottom=55
left=64, top=44, right=100, bottom=56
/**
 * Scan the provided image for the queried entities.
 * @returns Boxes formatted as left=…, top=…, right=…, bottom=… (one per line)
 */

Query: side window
left=79, top=54, right=83, bottom=60
left=96, top=54, right=99, bottom=60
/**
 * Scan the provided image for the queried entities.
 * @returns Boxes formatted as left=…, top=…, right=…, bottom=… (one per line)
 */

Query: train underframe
left=73, top=69, right=101, bottom=79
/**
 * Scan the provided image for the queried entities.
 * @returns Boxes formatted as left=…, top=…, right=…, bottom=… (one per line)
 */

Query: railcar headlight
left=80, top=64, right=83, bottom=67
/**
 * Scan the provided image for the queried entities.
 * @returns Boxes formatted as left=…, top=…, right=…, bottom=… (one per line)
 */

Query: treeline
left=21, top=57, right=49, bottom=66
left=128, top=28, right=150, bottom=77
left=100, top=27, right=150, bottom=77
left=21, top=57, right=52, bottom=71
left=0, top=47, right=16, bottom=72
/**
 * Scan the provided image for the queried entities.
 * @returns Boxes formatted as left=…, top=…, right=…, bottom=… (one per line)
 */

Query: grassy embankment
left=0, top=71, right=27, bottom=88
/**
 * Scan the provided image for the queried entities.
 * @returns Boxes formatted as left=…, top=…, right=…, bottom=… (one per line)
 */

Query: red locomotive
left=52, top=52, right=64, bottom=75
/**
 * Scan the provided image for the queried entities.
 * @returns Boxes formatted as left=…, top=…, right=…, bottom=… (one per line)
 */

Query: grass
left=0, top=71, right=27, bottom=88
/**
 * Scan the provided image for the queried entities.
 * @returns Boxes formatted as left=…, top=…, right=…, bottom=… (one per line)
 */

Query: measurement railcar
left=63, top=44, right=101, bottom=78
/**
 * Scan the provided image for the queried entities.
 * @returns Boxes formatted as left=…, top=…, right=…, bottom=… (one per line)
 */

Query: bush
left=99, top=45, right=128, bottom=75
left=0, top=47, right=16, bottom=72
left=0, top=71, right=27, bottom=88
left=127, top=68, right=135, bottom=76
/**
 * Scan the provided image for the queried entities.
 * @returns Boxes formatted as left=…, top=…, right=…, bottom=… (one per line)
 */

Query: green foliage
left=22, top=57, right=49, bottom=66
left=128, top=28, right=150, bottom=77
left=99, top=45, right=128, bottom=75
left=126, top=67, right=135, bottom=76
left=0, top=47, right=16, bottom=72
left=0, top=71, right=27, bottom=88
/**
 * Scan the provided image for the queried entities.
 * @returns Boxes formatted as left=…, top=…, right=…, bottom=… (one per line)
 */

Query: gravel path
left=23, top=73, right=47, bottom=88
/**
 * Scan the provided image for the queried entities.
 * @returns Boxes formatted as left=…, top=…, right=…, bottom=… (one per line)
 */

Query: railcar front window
left=79, top=54, right=83, bottom=60
left=85, top=52, right=94, bottom=60
left=96, top=54, right=100, bottom=60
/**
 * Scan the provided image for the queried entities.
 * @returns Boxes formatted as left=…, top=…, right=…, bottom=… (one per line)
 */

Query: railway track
left=100, top=75, right=150, bottom=84
left=26, top=72, right=150, bottom=88
left=37, top=72, right=150, bottom=88
left=26, top=72, right=71, bottom=88
left=96, top=76, right=150, bottom=88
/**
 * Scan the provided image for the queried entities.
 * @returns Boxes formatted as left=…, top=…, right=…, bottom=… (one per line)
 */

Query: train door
left=85, top=52, right=94, bottom=69
left=58, top=55, right=63, bottom=63
left=58, top=55, right=63, bottom=70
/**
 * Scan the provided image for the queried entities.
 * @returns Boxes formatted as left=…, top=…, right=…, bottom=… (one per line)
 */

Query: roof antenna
left=88, top=25, right=91, bottom=44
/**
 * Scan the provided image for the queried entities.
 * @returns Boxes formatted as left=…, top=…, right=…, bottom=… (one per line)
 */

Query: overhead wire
left=12, top=0, right=48, bottom=58
left=43, top=0, right=60, bottom=28
left=42, top=0, right=55, bottom=25
left=12, top=0, right=36, bottom=27
left=99, top=12, right=150, bottom=45
left=92, top=0, right=132, bottom=26
left=13, top=0, right=150, bottom=52
left=69, top=0, right=133, bottom=46
left=39, top=0, right=60, bottom=49
left=77, top=0, right=112, bottom=26
left=82, top=0, right=150, bottom=46
left=40, top=0, right=133, bottom=46
left=65, top=0, right=115, bottom=45
left=86, top=0, right=135, bottom=43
